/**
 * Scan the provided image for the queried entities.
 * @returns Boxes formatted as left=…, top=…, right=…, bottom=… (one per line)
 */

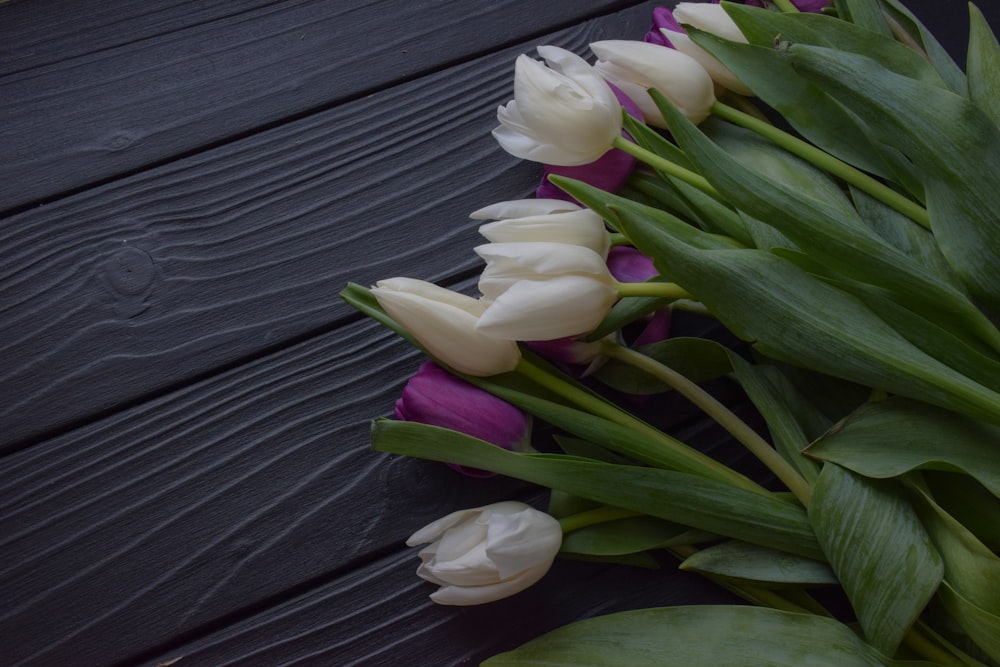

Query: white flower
left=493, top=45, right=623, bottom=166
left=669, top=2, right=753, bottom=96
left=471, top=198, right=611, bottom=258
left=406, top=501, right=562, bottom=606
left=474, top=242, right=618, bottom=340
left=591, top=40, right=715, bottom=128
left=371, top=277, right=520, bottom=376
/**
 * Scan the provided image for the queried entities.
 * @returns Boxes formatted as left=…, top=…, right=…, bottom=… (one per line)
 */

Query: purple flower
left=644, top=1, right=721, bottom=47
left=607, top=246, right=673, bottom=348
left=394, top=361, right=531, bottom=478
left=536, top=82, right=643, bottom=202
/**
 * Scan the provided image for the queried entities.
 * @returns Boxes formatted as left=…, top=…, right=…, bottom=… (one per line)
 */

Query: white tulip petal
left=406, top=507, right=481, bottom=546
left=428, top=562, right=552, bottom=606
left=484, top=508, right=562, bottom=579
left=591, top=39, right=715, bottom=126
left=667, top=31, right=753, bottom=96
left=673, top=2, right=748, bottom=43
left=476, top=276, right=618, bottom=340
left=372, top=279, right=520, bottom=376
left=470, top=199, right=580, bottom=221
left=475, top=242, right=612, bottom=278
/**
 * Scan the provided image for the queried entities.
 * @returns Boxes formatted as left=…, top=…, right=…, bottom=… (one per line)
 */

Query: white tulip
left=493, top=45, right=623, bottom=166
left=591, top=40, right=715, bottom=128
left=406, top=501, right=562, bottom=606
left=471, top=198, right=611, bottom=258
left=670, top=3, right=753, bottom=97
left=474, top=242, right=618, bottom=340
left=371, top=277, right=521, bottom=376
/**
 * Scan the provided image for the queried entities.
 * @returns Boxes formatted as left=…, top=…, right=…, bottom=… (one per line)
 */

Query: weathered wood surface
left=0, top=0, right=992, bottom=665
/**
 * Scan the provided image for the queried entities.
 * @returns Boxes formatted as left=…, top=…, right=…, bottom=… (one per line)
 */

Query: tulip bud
left=591, top=40, right=715, bottom=128
left=394, top=361, right=532, bottom=478
left=371, top=277, right=521, bottom=376
left=535, top=82, right=643, bottom=202
left=660, top=2, right=754, bottom=96
left=493, top=46, right=623, bottom=166
left=471, top=199, right=611, bottom=258
left=606, top=247, right=672, bottom=347
left=406, top=501, right=563, bottom=605
left=474, top=242, right=619, bottom=341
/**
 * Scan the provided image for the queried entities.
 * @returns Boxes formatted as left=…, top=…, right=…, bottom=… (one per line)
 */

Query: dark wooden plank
left=0, top=316, right=524, bottom=666
left=0, top=2, right=659, bottom=449
left=140, top=544, right=742, bottom=667
left=0, top=0, right=277, bottom=76
left=0, top=0, right=643, bottom=210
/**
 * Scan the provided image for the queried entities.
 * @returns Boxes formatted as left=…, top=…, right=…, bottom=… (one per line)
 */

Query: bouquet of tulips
left=341, top=0, right=1000, bottom=663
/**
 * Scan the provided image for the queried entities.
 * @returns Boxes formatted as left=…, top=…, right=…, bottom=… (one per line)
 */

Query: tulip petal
left=406, top=507, right=481, bottom=546
left=428, top=562, right=551, bottom=605
left=485, top=508, right=563, bottom=579
left=476, top=276, right=618, bottom=340
left=470, top=199, right=581, bottom=220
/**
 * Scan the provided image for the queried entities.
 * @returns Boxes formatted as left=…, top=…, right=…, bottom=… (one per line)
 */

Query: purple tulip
left=607, top=246, right=673, bottom=347
left=536, top=83, right=643, bottom=202
left=644, top=1, right=722, bottom=47
left=394, top=361, right=531, bottom=478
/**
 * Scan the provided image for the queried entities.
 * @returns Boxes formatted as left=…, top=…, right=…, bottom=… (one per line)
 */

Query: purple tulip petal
left=606, top=246, right=658, bottom=284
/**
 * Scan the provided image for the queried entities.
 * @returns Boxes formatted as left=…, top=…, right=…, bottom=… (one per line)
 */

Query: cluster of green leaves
left=343, top=0, right=1000, bottom=664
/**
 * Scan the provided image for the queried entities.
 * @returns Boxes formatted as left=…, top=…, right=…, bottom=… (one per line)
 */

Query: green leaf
left=878, top=0, right=967, bottom=94
left=650, top=86, right=999, bottom=351
left=924, top=472, right=1000, bottom=550
left=560, top=516, right=693, bottom=557
left=728, top=357, right=821, bottom=484
left=807, top=397, right=1000, bottom=498
left=554, top=176, right=1000, bottom=426
left=372, top=419, right=825, bottom=560
left=679, top=540, right=837, bottom=588
left=968, top=2, right=1000, bottom=129
left=840, top=0, right=891, bottom=36
left=937, top=582, right=1000, bottom=663
left=787, top=43, right=1000, bottom=313
left=809, top=463, right=943, bottom=655
left=482, top=605, right=928, bottom=666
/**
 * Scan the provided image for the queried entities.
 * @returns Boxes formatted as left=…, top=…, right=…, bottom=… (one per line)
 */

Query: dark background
left=0, top=1, right=994, bottom=665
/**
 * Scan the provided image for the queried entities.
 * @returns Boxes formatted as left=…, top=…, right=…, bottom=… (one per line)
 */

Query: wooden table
left=0, top=1, right=991, bottom=664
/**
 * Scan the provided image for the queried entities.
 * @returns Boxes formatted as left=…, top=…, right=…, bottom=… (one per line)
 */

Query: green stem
left=710, top=101, right=931, bottom=230
left=514, top=357, right=770, bottom=496
left=609, top=232, right=630, bottom=247
left=558, top=506, right=641, bottom=534
left=615, top=280, right=694, bottom=301
left=601, top=341, right=813, bottom=507
left=612, top=135, right=719, bottom=198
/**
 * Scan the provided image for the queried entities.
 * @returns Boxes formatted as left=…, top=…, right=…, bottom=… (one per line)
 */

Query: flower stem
left=558, top=506, right=641, bottom=534
left=615, top=280, right=694, bottom=300
left=612, top=135, right=719, bottom=198
left=609, top=232, right=630, bottom=247
left=514, top=357, right=770, bottom=496
left=601, top=341, right=813, bottom=507
left=902, top=625, right=978, bottom=667
left=710, top=100, right=931, bottom=230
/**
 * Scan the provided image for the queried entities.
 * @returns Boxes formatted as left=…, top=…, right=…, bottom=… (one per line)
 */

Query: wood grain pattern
left=0, top=0, right=641, bottom=211
left=1, top=1, right=991, bottom=665
left=0, top=2, right=658, bottom=450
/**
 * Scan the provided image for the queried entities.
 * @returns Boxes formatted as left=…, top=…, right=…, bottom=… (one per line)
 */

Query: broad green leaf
left=925, top=472, right=1000, bottom=550
left=840, top=0, right=891, bottom=36
left=679, top=540, right=837, bottom=587
left=650, top=87, right=1000, bottom=352
left=968, top=3, right=1000, bottom=129
left=553, top=436, right=633, bottom=466
left=554, top=176, right=1000, bottom=427
left=482, top=605, right=929, bottom=666
left=809, top=463, right=943, bottom=655
left=807, top=397, right=1000, bottom=498
left=729, top=357, right=821, bottom=483
left=879, top=0, right=967, bottom=94
left=560, top=516, right=693, bottom=557
left=937, top=582, right=1000, bottom=663
left=787, top=44, right=1000, bottom=313
left=372, top=419, right=825, bottom=560
left=585, top=290, right=668, bottom=341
